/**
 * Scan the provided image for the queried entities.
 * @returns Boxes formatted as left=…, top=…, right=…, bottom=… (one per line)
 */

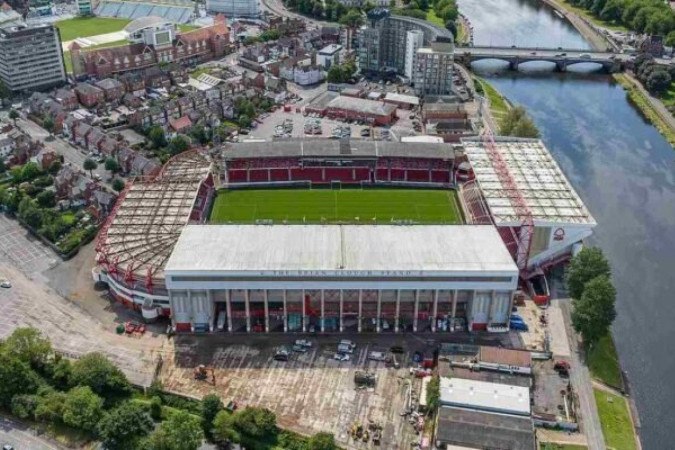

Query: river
left=457, top=0, right=675, bottom=447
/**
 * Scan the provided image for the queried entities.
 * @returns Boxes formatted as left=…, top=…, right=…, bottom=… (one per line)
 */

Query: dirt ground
left=159, top=334, right=440, bottom=449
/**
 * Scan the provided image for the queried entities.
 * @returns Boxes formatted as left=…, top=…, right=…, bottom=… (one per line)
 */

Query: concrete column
left=376, top=290, right=382, bottom=333
left=320, top=290, right=325, bottom=332
left=302, top=289, right=307, bottom=332
left=264, top=289, right=269, bottom=332
left=207, top=290, right=214, bottom=332
left=395, top=290, right=400, bottom=333
left=244, top=289, right=251, bottom=332
left=225, top=289, right=233, bottom=332
left=339, top=290, right=344, bottom=332
left=451, top=289, right=457, bottom=332
left=357, top=289, right=362, bottom=333
left=168, top=291, right=176, bottom=328
left=187, top=290, right=193, bottom=332
left=283, top=289, right=288, bottom=332
left=432, top=290, right=439, bottom=332
left=413, top=290, right=419, bottom=332
left=488, top=290, right=497, bottom=323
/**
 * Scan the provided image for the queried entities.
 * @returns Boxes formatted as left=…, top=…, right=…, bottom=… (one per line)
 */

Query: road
left=0, top=416, right=63, bottom=450
left=13, top=117, right=113, bottom=190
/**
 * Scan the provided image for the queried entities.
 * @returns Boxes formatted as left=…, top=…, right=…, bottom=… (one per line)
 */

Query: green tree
left=36, top=190, right=56, bottom=208
left=500, top=106, right=539, bottom=138
left=0, top=354, right=38, bottom=407
left=83, top=158, right=97, bottom=178
left=0, top=159, right=5, bottom=174
left=2, top=327, right=53, bottom=371
left=112, top=178, right=125, bottom=192
left=34, top=390, right=67, bottom=423
left=566, top=247, right=611, bottom=300
left=189, top=125, right=209, bottom=145
left=48, top=160, right=62, bottom=175
left=11, top=394, right=38, bottom=420
left=426, top=375, right=440, bottom=412
left=148, top=126, right=167, bottom=148
left=21, top=206, right=43, bottom=229
left=147, top=410, right=204, bottom=450
left=0, top=80, right=10, bottom=101
left=307, top=432, right=338, bottom=450
left=150, top=396, right=163, bottom=420
left=43, top=116, right=55, bottom=136
left=232, top=407, right=277, bottom=440
left=21, top=162, right=42, bottom=182
left=69, top=352, right=132, bottom=402
left=445, top=20, right=458, bottom=38
left=645, top=68, right=672, bottom=94
left=168, top=135, right=190, bottom=155
left=104, top=157, right=120, bottom=174
left=238, top=114, right=252, bottom=129
left=8, top=108, right=19, bottom=124
left=339, top=8, right=364, bottom=28
left=665, top=30, right=675, bottom=47
left=212, top=411, right=240, bottom=445
left=98, top=402, right=154, bottom=450
left=572, top=275, right=617, bottom=345
left=62, top=386, right=104, bottom=432
left=201, top=394, right=223, bottom=439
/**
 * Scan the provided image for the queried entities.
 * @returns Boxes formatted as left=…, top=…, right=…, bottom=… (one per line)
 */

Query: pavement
left=0, top=214, right=58, bottom=276
left=0, top=416, right=64, bottom=450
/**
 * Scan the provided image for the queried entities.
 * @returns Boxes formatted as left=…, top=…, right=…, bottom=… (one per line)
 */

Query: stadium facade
left=93, top=138, right=595, bottom=333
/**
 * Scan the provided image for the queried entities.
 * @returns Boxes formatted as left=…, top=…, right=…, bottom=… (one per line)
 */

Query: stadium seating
left=249, top=169, right=269, bottom=182
left=95, top=0, right=194, bottom=24
left=269, top=168, right=290, bottom=182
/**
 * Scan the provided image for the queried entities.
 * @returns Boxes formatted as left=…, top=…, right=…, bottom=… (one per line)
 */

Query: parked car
left=337, top=343, right=354, bottom=354
left=510, top=314, right=525, bottom=323
left=292, top=344, right=308, bottom=353
left=295, top=339, right=312, bottom=347
left=369, top=351, right=387, bottom=361
left=509, top=321, right=529, bottom=332
left=333, top=353, right=350, bottom=361
left=0, top=280, right=11, bottom=288
left=274, top=348, right=290, bottom=361
left=390, top=345, right=404, bottom=354
left=340, top=339, right=356, bottom=349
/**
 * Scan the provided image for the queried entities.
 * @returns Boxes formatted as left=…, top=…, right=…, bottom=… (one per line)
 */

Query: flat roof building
left=439, top=377, right=531, bottom=416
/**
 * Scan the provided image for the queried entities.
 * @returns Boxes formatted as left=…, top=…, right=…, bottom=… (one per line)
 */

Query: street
left=0, top=416, right=63, bottom=450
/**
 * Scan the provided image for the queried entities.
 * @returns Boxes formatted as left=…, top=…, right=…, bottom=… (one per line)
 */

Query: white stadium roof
left=462, top=138, right=596, bottom=227
left=440, top=377, right=531, bottom=416
left=165, top=224, right=518, bottom=275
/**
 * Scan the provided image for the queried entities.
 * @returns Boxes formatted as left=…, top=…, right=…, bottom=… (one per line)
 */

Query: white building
left=404, top=29, right=423, bottom=80
left=294, top=66, right=323, bottom=86
left=439, top=377, right=531, bottom=416
left=125, top=17, right=176, bottom=47
left=164, top=224, right=519, bottom=333
left=317, top=44, right=342, bottom=69
left=206, top=0, right=260, bottom=18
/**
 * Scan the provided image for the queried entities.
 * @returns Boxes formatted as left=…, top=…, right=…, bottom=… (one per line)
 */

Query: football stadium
left=93, top=138, right=595, bottom=334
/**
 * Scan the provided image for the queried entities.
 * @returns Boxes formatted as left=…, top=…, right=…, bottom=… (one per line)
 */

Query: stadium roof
left=462, top=138, right=596, bottom=227
left=439, top=377, right=531, bottom=416
left=220, top=138, right=457, bottom=160
left=165, top=224, right=518, bottom=276
left=125, top=16, right=172, bottom=33
left=436, top=407, right=535, bottom=450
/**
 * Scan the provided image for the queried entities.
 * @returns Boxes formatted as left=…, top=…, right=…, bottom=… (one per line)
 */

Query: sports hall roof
left=462, top=138, right=596, bottom=227
left=165, top=225, right=518, bottom=275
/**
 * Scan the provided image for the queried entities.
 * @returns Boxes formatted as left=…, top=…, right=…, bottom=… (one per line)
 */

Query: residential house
left=177, top=96, right=194, bottom=116
left=95, top=78, right=125, bottom=103
left=54, top=88, right=79, bottom=110
left=90, top=190, right=117, bottom=220
left=122, top=93, right=143, bottom=108
left=120, top=72, right=146, bottom=96
left=35, top=147, right=58, bottom=170
left=98, top=135, right=120, bottom=157
left=75, top=83, right=105, bottom=108
left=169, top=115, right=192, bottom=133
left=85, top=127, right=106, bottom=153
left=164, top=99, right=180, bottom=120
left=72, top=122, right=93, bottom=147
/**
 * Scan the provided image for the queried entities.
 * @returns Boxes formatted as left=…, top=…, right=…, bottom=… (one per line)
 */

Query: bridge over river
left=454, top=46, right=648, bottom=72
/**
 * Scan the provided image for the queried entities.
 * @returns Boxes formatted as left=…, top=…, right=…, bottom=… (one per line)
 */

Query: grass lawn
left=587, top=333, right=623, bottom=388
left=178, top=24, right=200, bottom=32
left=540, top=444, right=587, bottom=450
left=426, top=9, right=445, bottom=27
left=594, top=388, right=637, bottom=450
left=559, top=0, right=628, bottom=32
left=55, top=17, right=131, bottom=41
left=475, top=78, right=510, bottom=127
left=60, top=212, right=76, bottom=226
left=210, top=188, right=463, bottom=224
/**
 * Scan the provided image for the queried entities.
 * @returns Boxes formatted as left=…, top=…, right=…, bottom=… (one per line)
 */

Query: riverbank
left=537, top=0, right=615, bottom=51
left=614, top=73, right=675, bottom=146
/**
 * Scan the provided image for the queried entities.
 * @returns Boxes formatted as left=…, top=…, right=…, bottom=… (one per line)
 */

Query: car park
left=292, top=344, right=308, bottom=353
left=340, top=339, right=356, bottom=349
left=337, top=343, right=354, bottom=354
left=333, top=352, right=350, bottom=361
left=369, top=351, right=387, bottom=361
left=295, top=339, right=312, bottom=348
left=274, top=348, right=290, bottom=361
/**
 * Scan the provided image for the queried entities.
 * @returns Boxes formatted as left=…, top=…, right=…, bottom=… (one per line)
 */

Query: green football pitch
left=209, top=188, right=464, bottom=224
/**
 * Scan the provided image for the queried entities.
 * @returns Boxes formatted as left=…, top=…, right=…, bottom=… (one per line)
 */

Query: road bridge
left=454, top=46, right=628, bottom=72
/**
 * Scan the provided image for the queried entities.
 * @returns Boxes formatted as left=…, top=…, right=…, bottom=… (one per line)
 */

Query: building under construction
left=92, top=138, right=594, bottom=330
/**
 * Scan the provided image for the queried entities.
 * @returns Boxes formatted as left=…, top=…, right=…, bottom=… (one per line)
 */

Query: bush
left=62, top=386, right=104, bottom=432
left=11, top=394, right=38, bottom=419
left=69, top=353, right=132, bottom=403
left=150, top=396, right=163, bottom=421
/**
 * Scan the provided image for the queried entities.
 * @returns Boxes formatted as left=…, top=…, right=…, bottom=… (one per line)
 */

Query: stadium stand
left=95, top=0, right=195, bottom=24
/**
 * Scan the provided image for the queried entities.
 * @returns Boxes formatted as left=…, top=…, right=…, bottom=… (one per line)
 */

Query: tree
left=104, top=157, right=120, bottom=174
left=62, top=386, right=104, bottom=432
left=0, top=80, right=10, bottom=101
left=21, top=206, right=43, bottom=229
left=83, top=158, right=97, bottom=178
left=339, top=8, right=363, bottom=28
left=566, top=247, right=611, bottom=300
left=212, top=411, right=240, bottom=445
left=34, top=390, right=67, bottom=423
left=148, top=126, right=167, bottom=148
left=307, top=432, right=338, bottom=450
left=572, top=275, right=617, bottom=345
left=112, top=178, right=125, bottom=192
left=238, top=114, right=252, bottom=129
left=147, top=410, right=204, bottom=450
left=69, top=352, right=132, bottom=402
left=168, top=135, right=190, bottom=155
left=2, top=327, right=53, bottom=371
left=20, top=162, right=42, bottom=182
left=11, top=394, right=38, bottom=420
left=48, top=160, right=62, bottom=175
left=232, top=407, right=277, bottom=440
left=201, top=394, right=223, bottom=439
left=98, top=402, right=154, bottom=450
left=0, top=353, right=38, bottom=407
left=0, top=159, right=5, bottom=174
left=189, top=125, right=209, bottom=145
left=445, top=20, right=458, bottom=38
left=150, top=396, right=163, bottom=421
left=645, top=68, right=672, bottom=94
left=666, top=30, right=675, bottom=48
left=36, top=190, right=56, bottom=208
left=500, top=106, right=539, bottom=138
left=43, top=116, right=55, bottom=136
left=8, top=109, right=19, bottom=124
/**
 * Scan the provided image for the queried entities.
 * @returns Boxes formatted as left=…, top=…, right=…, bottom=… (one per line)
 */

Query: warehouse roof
left=436, top=407, right=535, bottom=450
left=439, top=377, right=531, bottom=416
left=165, top=225, right=518, bottom=275
left=327, top=95, right=397, bottom=117
left=384, top=92, right=420, bottom=106
left=462, top=137, right=596, bottom=227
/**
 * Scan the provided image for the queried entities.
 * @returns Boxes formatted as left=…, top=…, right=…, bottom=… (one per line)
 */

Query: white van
left=337, top=343, right=354, bottom=354
left=339, top=339, right=356, bottom=349
left=216, top=311, right=226, bottom=331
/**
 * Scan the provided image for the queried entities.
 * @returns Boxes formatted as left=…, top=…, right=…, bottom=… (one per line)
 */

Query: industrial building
left=305, top=92, right=398, bottom=125
left=93, top=138, right=594, bottom=332
left=0, top=22, right=66, bottom=92
left=206, top=0, right=260, bottom=18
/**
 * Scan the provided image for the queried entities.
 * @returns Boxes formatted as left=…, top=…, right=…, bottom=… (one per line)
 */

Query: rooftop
left=327, top=95, right=397, bottom=117
left=384, top=92, right=420, bottom=105
left=439, top=377, right=531, bottom=416
left=462, top=137, right=596, bottom=227
left=319, top=43, right=342, bottom=54
left=164, top=224, right=518, bottom=276
left=125, top=16, right=173, bottom=34
left=436, top=407, right=535, bottom=450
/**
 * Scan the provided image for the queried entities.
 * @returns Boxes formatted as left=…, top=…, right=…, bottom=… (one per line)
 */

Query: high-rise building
left=0, top=22, right=66, bottom=92
left=206, top=0, right=260, bottom=18
left=404, top=29, right=423, bottom=80
left=413, top=37, right=454, bottom=96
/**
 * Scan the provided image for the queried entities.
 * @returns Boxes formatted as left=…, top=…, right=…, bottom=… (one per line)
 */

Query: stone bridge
left=454, top=46, right=627, bottom=72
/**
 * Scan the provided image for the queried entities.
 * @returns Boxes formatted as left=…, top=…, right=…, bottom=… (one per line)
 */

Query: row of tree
left=566, top=0, right=675, bottom=44
left=326, top=61, right=358, bottom=83
left=499, top=106, right=540, bottom=138
left=632, top=53, right=675, bottom=95
left=568, top=247, right=617, bottom=346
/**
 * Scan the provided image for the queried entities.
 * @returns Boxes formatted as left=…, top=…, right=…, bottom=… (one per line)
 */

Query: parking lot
left=0, top=214, right=58, bottom=275
left=160, top=334, right=465, bottom=448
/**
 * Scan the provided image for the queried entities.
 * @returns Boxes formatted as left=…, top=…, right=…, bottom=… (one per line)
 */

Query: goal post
left=330, top=180, right=342, bottom=190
